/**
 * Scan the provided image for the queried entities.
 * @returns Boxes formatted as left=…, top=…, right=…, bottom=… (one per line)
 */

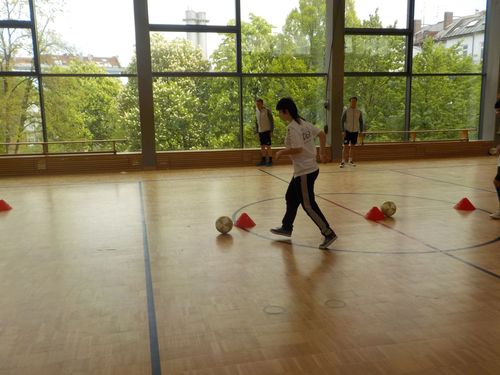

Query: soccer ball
left=215, top=216, right=233, bottom=234
left=380, top=201, right=397, bottom=217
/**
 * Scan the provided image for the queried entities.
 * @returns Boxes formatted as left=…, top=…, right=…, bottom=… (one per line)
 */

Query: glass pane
left=150, top=32, right=235, bottom=72
left=0, top=75, right=42, bottom=155
left=413, top=1, right=486, bottom=73
left=116, top=77, right=141, bottom=152
left=242, top=77, right=327, bottom=148
left=346, top=0, right=407, bottom=28
left=148, top=0, right=235, bottom=26
left=411, top=76, right=481, bottom=140
left=43, top=76, right=133, bottom=153
left=344, top=76, right=406, bottom=142
left=0, top=0, right=30, bottom=20
left=241, top=0, right=326, bottom=73
left=345, top=35, right=406, bottom=73
left=0, top=28, right=34, bottom=72
left=153, top=77, right=240, bottom=151
left=35, top=0, right=136, bottom=74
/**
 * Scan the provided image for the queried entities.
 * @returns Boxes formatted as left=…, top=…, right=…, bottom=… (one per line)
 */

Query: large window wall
left=0, top=0, right=493, bottom=157
left=345, top=0, right=487, bottom=141
left=0, top=0, right=139, bottom=155
left=243, top=76, right=327, bottom=148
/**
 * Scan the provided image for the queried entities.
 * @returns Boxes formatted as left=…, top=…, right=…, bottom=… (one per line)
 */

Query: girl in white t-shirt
left=270, top=97, right=337, bottom=249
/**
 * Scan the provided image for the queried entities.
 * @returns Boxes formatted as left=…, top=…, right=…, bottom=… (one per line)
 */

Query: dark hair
left=349, top=96, right=358, bottom=101
left=276, top=97, right=301, bottom=123
left=255, top=98, right=264, bottom=104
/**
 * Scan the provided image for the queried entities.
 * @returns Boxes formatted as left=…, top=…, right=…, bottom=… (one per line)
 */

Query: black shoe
left=256, top=160, right=266, bottom=166
left=270, top=226, right=292, bottom=237
left=265, top=161, right=273, bottom=166
left=319, top=233, right=337, bottom=249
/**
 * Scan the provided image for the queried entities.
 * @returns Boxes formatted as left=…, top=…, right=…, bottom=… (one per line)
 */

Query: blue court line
left=139, top=181, right=162, bottom=375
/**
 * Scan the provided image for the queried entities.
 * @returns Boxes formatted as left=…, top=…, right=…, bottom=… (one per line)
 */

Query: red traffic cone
left=0, top=199, right=12, bottom=211
left=454, top=198, right=475, bottom=211
left=234, top=212, right=256, bottom=229
left=364, top=206, right=385, bottom=221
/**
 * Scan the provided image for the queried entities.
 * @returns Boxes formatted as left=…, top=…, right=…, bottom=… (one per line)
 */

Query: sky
left=46, top=0, right=487, bottom=68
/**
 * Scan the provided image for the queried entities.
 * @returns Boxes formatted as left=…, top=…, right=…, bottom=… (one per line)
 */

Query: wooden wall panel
left=0, top=141, right=494, bottom=177
left=0, top=154, right=142, bottom=177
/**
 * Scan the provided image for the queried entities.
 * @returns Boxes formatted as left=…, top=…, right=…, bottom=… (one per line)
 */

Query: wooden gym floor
left=1, top=156, right=500, bottom=375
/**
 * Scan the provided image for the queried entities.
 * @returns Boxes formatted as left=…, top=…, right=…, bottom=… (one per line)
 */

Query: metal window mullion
left=135, top=0, right=156, bottom=167
left=28, top=0, right=48, bottom=150
left=345, top=27, right=408, bottom=36
left=478, top=0, right=493, bottom=140
left=0, top=20, right=31, bottom=27
left=404, top=0, right=415, bottom=140
left=149, top=24, right=238, bottom=33
left=235, top=0, right=243, bottom=148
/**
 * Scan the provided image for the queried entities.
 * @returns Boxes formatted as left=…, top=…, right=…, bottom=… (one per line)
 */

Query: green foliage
left=344, top=10, right=482, bottom=142
left=345, top=9, right=405, bottom=73
left=0, top=76, right=40, bottom=154
left=282, top=0, right=326, bottom=71
left=120, top=35, right=239, bottom=151
left=345, top=76, right=406, bottom=141
left=345, top=0, right=361, bottom=28
left=411, top=38, right=481, bottom=140
left=0, top=0, right=487, bottom=154
left=117, top=77, right=140, bottom=151
left=43, top=61, right=122, bottom=151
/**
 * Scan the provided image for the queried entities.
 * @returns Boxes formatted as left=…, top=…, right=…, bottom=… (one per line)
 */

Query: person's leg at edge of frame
left=257, top=141, right=266, bottom=166
left=348, top=144, right=356, bottom=166
left=266, top=143, right=273, bottom=166
left=491, top=172, right=500, bottom=219
left=349, top=132, right=357, bottom=166
left=340, top=141, right=348, bottom=168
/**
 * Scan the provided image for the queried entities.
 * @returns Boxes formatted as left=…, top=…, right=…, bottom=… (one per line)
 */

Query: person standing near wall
left=340, top=96, right=364, bottom=168
left=255, top=98, right=275, bottom=166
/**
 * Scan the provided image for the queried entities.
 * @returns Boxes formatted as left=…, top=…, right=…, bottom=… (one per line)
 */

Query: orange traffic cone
left=234, top=212, right=256, bottom=229
left=364, top=206, right=385, bottom=221
left=0, top=199, right=12, bottom=211
left=454, top=198, right=475, bottom=211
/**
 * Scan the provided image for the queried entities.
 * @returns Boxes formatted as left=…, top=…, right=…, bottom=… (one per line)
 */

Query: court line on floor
left=390, top=169, right=496, bottom=193
left=317, top=195, right=440, bottom=251
left=233, top=193, right=500, bottom=254
left=255, top=169, right=500, bottom=279
left=443, top=252, right=500, bottom=280
left=139, top=181, right=162, bottom=375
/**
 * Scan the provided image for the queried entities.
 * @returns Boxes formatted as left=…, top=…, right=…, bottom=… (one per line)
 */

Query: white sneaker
left=339, top=162, right=345, bottom=168
left=349, top=160, right=356, bottom=167
left=490, top=210, right=500, bottom=219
